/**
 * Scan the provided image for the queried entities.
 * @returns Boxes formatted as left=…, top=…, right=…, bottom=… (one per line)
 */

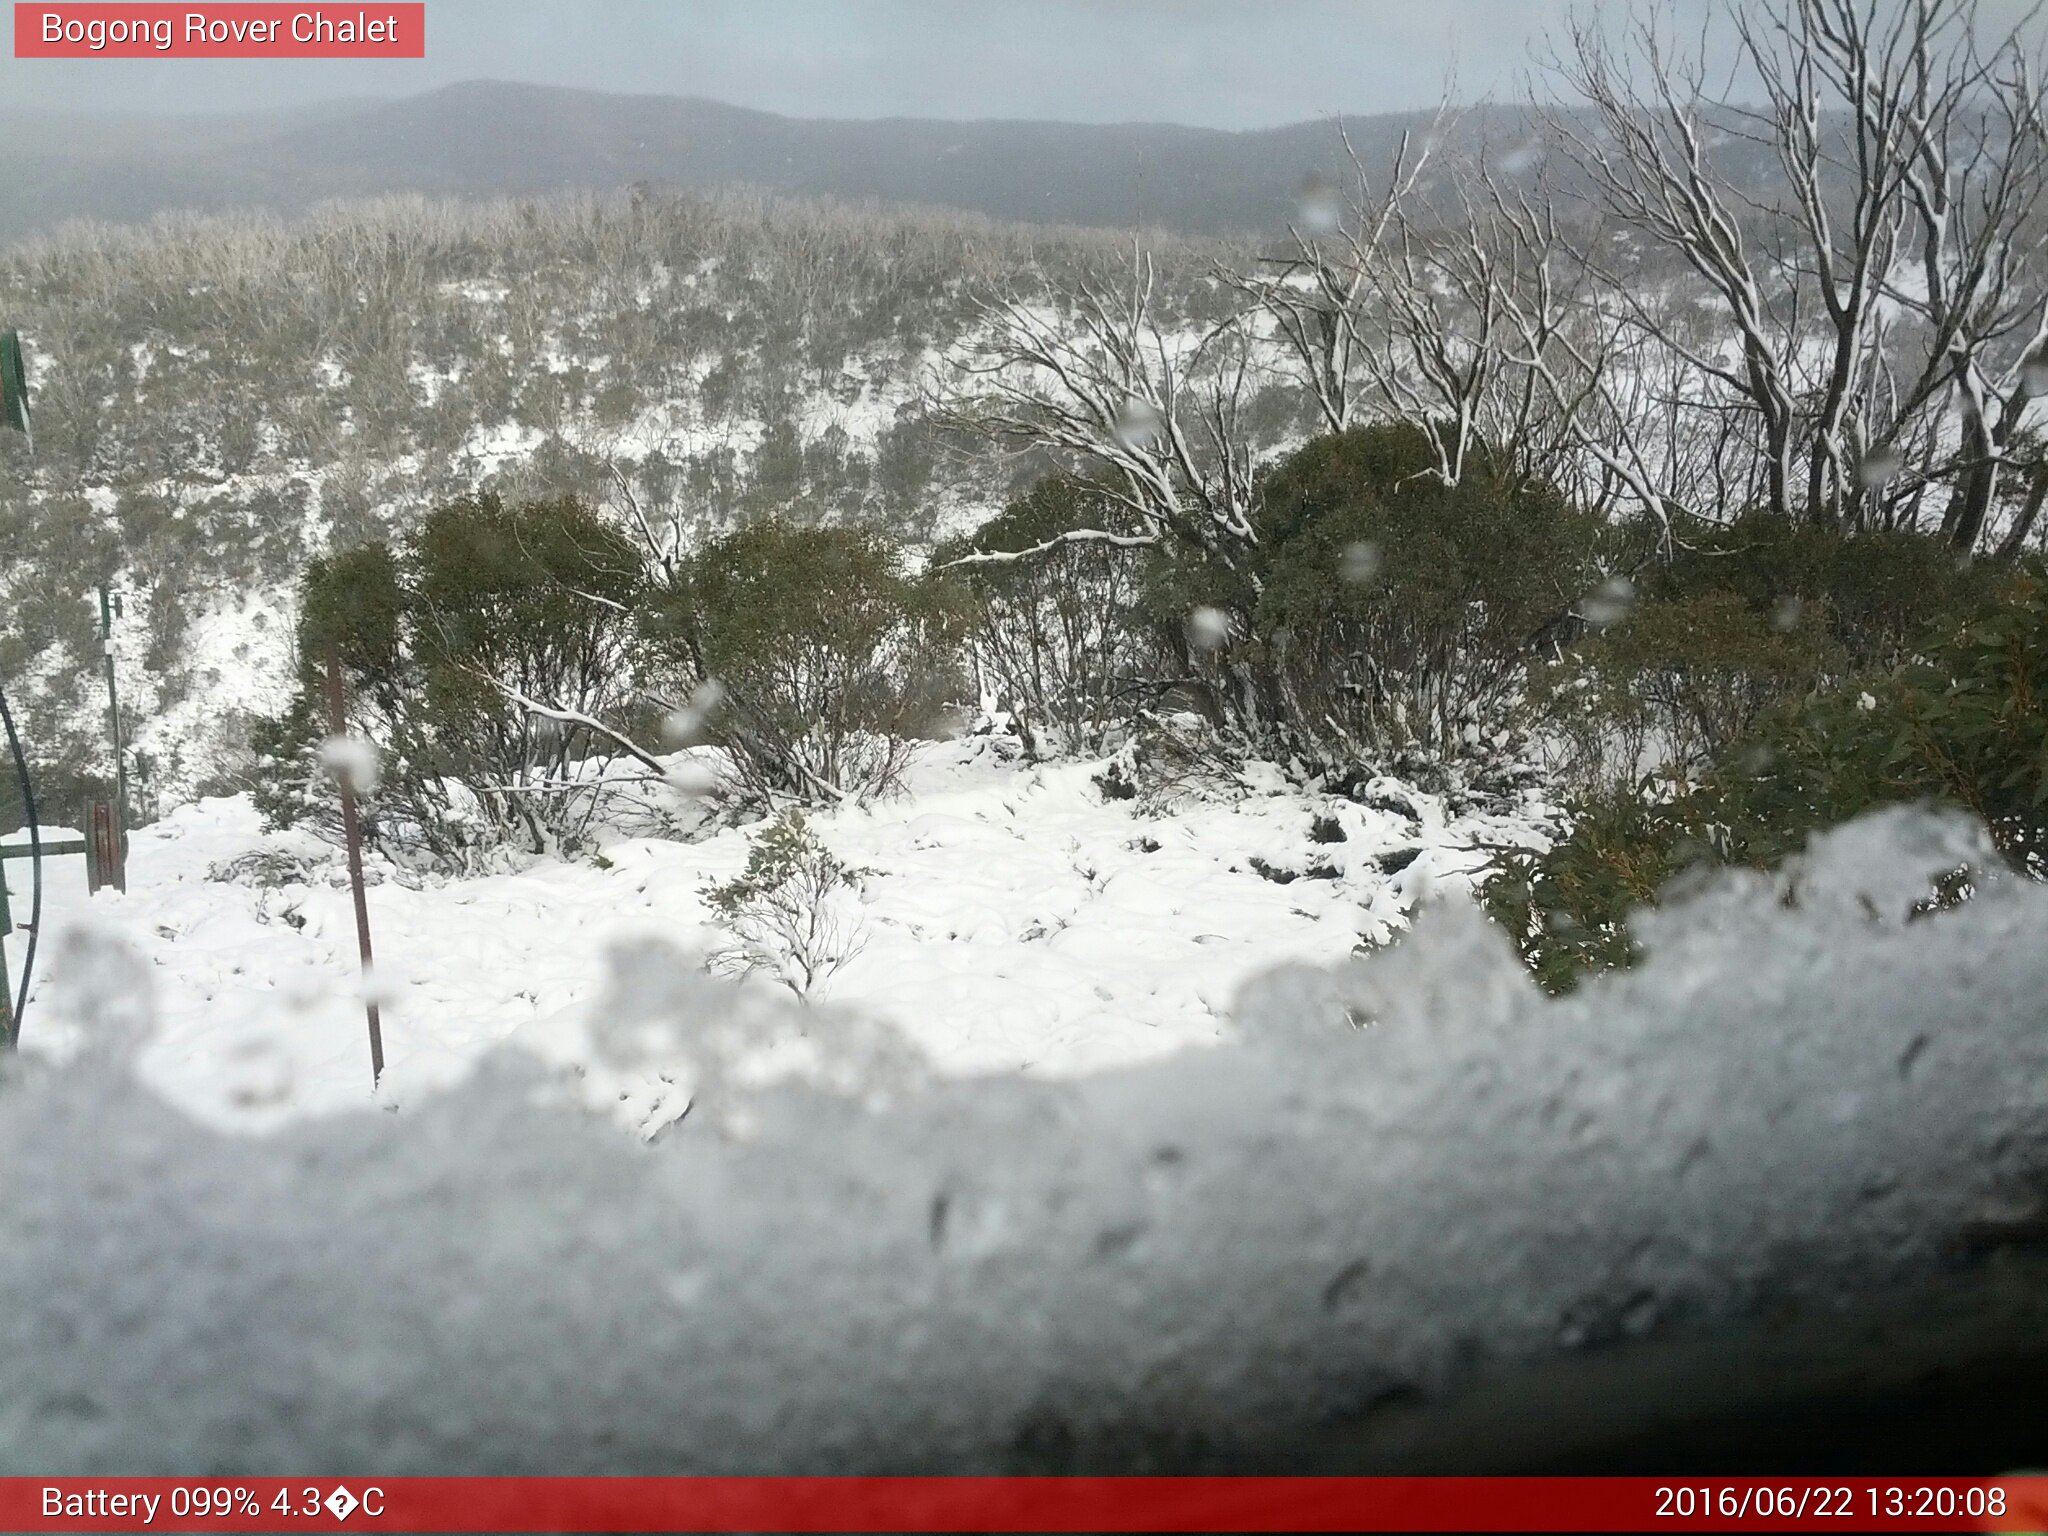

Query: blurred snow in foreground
left=0, top=804, right=2041, bottom=1473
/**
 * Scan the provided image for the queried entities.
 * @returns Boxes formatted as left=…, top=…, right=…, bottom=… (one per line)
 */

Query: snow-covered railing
left=1, top=807, right=2043, bottom=1473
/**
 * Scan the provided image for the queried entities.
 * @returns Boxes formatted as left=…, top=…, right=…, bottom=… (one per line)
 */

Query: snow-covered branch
left=932, top=527, right=1161, bottom=571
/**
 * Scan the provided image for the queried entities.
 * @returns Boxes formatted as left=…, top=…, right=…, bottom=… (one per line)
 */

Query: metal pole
left=0, top=677, right=44, bottom=1046
left=0, top=811, right=11, bottom=1056
left=0, top=819, right=11, bottom=1048
left=2, top=329, right=40, bottom=1039
left=323, top=642, right=385, bottom=1086
left=97, top=583, right=127, bottom=891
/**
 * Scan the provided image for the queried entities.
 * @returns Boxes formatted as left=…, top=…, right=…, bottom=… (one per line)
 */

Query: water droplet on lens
left=1187, top=606, right=1231, bottom=651
left=318, top=734, right=381, bottom=794
left=223, top=1034, right=296, bottom=1110
left=353, top=961, right=398, bottom=1011
left=1858, top=448, right=1902, bottom=489
left=660, top=677, right=726, bottom=746
left=1112, top=396, right=1163, bottom=451
left=1341, top=541, right=1381, bottom=583
left=1582, top=576, right=1635, bottom=627
left=1296, top=171, right=1342, bottom=235
left=662, top=1270, right=709, bottom=1307
left=665, top=760, right=718, bottom=798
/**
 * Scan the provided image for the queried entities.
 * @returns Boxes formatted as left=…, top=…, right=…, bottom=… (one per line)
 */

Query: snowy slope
left=5, top=739, right=1555, bottom=1133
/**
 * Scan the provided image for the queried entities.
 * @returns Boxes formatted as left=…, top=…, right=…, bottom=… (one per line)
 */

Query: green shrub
left=1536, top=514, right=2014, bottom=790
left=653, top=521, right=966, bottom=804
left=253, top=492, right=645, bottom=868
left=1536, top=589, right=1844, bottom=782
left=935, top=474, right=1159, bottom=756
left=702, top=810, right=869, bottom=1001
left=1249, top=423, right=1600, bottom=757
left=251, top=541, right=412, bottom=846
left=1488, top=570, right=2048, bottom=992
left=1649, top=513, right=2005, bottom=670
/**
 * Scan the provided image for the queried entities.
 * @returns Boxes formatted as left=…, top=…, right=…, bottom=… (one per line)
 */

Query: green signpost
left=0, top=329, right=29, bottom=445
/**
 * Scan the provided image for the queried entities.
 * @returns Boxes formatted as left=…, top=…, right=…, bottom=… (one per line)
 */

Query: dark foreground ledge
left=1276, top=1249, right=2048, bottom=1474
left=1, top=809, right=2043, bottom=1475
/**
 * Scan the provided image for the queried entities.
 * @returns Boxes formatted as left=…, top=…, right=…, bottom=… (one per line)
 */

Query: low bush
left=934, top=474, right=1160, bottom=756
left=651, top=521, right=966, bottom=805
left=1650, top=513, right=2006, bottom=670
left=1091, top=710, right=1262, bottom=813
left=1536, top=589, right=1843, bottom=783
left=253, top=492, right=645, bottom=868
left=702, top=810, right=869, bottom=1001
left=1247, top=423, right=1600, bottom=758
left=1538, top=514, right=2010, bottom=788
left=1488, top=569, right=2048, bottom=992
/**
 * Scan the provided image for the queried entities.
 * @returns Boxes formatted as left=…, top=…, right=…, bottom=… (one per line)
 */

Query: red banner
left=14, top=4, right=424, bottom=58
left=2, top=1476, right=2046, bottom=1532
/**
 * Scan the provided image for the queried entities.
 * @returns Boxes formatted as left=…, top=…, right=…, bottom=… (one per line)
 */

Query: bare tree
left=1221, top=117, right=1447, bottom=442
left=1544, top=0, right=2048, bottom=549
left=950, top=250, right=1257, bottom=563
left=1224, top=111, right=1706, bottom=533
left=941, top=247, right=1275, bottom=734
left=1883, top=3, right=2048, bottom=548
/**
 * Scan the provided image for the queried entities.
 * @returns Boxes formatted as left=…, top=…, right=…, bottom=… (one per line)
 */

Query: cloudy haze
left=10, top=0, right=2048, bottom=128
left=6, top=0, right=1615, bottom=126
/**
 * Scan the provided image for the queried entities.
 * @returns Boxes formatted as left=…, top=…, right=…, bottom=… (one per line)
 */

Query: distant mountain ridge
left=0, top=79, right=1486, bottom=239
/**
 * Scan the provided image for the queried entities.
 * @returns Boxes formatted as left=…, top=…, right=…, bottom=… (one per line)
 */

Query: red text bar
left=3, top=1477, right=2047, bottom=1532
left=15, top=4, right=424, bottom=58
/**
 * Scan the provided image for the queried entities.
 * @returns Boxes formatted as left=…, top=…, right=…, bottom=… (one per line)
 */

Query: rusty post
left=323, top=641, right=385, bottom=1087
left=84, top=798, right=101, bottom=896
left=97, top=585, right=127, bottom=886
left=86, top=799, right=120, bottom=895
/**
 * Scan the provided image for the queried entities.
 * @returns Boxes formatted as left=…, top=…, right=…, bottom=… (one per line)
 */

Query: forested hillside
left=0, top=191, right=1266, bottom=809
left=0, top=84, right=1475, bottom=239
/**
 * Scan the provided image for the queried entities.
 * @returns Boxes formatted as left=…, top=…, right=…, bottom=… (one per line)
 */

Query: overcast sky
left=6, top=0, right=1592, bottom=125
left=6, top=0, right=2045, bottom=127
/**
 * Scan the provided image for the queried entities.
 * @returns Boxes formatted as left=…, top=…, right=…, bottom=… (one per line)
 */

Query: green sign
left=1, top=329, right=30, bottom=447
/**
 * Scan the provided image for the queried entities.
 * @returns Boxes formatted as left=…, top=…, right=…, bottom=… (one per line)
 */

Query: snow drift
left=0, top=806, right=2043, bottom=1473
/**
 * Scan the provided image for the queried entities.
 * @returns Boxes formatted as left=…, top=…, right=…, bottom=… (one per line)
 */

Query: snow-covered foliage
left=1, top=806, right=2041, bottom=1472
left=702, top=810, right=871, bottom=1001
left=0, top=190, right=1259, bottom=807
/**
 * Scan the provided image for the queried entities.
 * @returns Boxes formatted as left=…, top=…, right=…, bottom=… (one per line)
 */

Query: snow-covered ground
left=4, top=739, right=1553, bottom=1137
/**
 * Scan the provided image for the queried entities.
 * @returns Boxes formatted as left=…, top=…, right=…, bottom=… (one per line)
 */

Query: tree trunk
left=1944, top=435, right=1998, bottom=554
